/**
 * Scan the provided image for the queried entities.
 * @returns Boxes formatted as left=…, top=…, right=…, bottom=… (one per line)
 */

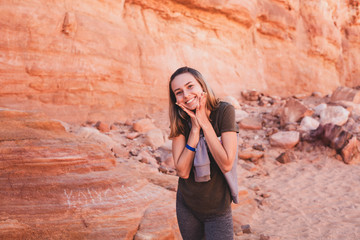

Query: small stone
left=341, top=136, right=360, bottom=164
left=300, top=116, right=320, bottom=131
left=311, top=92, right=322, bottom=97
left=133, top=118, right=156, bottom=133
left=126, top=132, right=141, bottom=140
left=110, top=124, right=119, bottom=131
left=238, top=148, right=264, bottom=161
left=94, top=121, right=110, bottom=133
left=241, top=162, right=257, bottom=172
left=266, top=128, right=279, bottom=137
left=241, top=224, right=252, bottom=234
left=260, top=234, right=271, bottom=240
left=158, top=165, right=168, bottom=174
left=270, top=131, right=300, bottom=149
left=238, top=117, right=263, bottom=130
left=252, top=144, right=265, bottom=151
left=284, top=123, right=297, bottom=131
left=276, top=151, right=297, bottom=164
left=250, top=184, right=260, bottom=191
left=261, top=193, right=271, bottom=198
left=130, top=148, right=140, bottom=156
left=242, top=90, right=261, bottom=101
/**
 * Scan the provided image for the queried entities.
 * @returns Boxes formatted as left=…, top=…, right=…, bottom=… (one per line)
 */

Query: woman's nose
left=183, top=89, right=190, bottom=98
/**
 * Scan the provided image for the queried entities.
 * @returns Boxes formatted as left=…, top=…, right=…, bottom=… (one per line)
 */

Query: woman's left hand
left=195, top=92, right=210, bottom=129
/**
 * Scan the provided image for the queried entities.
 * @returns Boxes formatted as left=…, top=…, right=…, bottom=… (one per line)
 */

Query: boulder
left=280, top=98, right=313, bottom=126
left=320, top=106, right=349, bottom=126
left=299, top=116, right=320, bottom=131
left=133, top=119, right=156, bottom=133
left=270, top=131, right=300, bottom=149
left=330, top=86, right=360, bottom=104
left=238, top=117, right=263, bottom=130
left=145, top=128, right=165, bottom=149
left=314, top=103, right=327, bottom=116
left=238, top=148, right=264, bottom=162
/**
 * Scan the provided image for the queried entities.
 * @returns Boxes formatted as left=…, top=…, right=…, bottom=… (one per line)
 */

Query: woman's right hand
left=176, top=103, right=201, bottom=133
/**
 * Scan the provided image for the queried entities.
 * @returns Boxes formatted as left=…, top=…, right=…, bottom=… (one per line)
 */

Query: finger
left=197, top=92, right=206, bottom=111
left=178, top=103, right=195, bottom=117
left=201, top=92, right=207, bottom=106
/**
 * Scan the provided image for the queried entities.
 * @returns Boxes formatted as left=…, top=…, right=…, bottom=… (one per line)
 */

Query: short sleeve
left=220, top=102, right=239, bottom=134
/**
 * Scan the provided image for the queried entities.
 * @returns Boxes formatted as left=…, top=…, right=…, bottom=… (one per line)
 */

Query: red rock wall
left=0, top=108, right=181, bottom=239
left=1, top=0, right=360, bottom=123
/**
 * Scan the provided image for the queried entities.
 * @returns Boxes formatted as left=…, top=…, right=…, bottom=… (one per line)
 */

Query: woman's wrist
left=190, top=125, right=201, bottom=134
left=200, top=121, right=212, bottom=132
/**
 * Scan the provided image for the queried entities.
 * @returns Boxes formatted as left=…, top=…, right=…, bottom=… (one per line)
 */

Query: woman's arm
left=172, top=128, right=200, bottom=179
left=202, top=123, right=237, bottom=173
left=194, top=94, right=238, bottom=173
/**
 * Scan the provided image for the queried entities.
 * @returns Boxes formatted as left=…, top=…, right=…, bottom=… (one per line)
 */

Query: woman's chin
left=185, top=103, right=198, bottom=111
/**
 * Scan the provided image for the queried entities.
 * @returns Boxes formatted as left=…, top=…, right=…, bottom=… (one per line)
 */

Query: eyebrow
left=174, top=81, right=192, bottom=92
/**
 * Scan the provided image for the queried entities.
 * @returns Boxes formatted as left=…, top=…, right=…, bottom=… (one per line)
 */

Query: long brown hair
left=169, top=66, right=219, bottom=138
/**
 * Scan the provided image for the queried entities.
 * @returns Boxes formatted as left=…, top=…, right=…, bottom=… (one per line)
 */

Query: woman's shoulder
left=211, top=101, right=235, bottom=121
left=216, top=101, right=235, bottom=113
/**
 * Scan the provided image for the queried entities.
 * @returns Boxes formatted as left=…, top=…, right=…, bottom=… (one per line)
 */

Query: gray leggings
left=176, top=191, right=234, bottom=240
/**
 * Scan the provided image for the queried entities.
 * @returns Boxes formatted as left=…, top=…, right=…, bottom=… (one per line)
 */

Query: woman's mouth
left=186, top=97, right=196, bottom=104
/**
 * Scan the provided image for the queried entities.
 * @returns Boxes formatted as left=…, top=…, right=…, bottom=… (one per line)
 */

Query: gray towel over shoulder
left=193, top=136, right=211, bottom=182
left=193, top=135, right=239, bottom=204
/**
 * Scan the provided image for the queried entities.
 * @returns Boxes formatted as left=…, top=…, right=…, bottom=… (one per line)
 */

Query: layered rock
left=0, top=108, right=181, bottom=239
left=1, top=1, right=360, bottom=122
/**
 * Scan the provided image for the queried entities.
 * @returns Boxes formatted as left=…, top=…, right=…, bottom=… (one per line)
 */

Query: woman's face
left=171, top=72, right=204, bottom=110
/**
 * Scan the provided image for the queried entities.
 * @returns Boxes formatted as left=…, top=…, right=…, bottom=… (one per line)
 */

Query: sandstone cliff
left=1, top=0, right=360, bottom=122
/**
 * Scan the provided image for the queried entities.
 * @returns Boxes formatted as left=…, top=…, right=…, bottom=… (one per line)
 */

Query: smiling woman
left=169, top=67, right=219, bottom=138
left=168, top=66, right=239, bottom=240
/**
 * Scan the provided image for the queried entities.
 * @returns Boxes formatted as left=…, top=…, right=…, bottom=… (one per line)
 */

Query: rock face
left=0, top=108, right=258, bottom=239
left=1, top=1, right=360, bottom=123
left=0, top=108, right=180, bottom=239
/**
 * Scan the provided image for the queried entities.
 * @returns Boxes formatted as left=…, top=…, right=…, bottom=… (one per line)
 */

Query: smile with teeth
left=186, top=97, right=196, bottom=104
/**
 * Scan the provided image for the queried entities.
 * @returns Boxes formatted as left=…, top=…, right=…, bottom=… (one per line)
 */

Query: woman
left=169, top=66, right=238, bottom=240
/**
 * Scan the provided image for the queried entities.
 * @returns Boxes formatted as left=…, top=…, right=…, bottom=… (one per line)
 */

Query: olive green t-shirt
left=178, top=101, right=238, bottom=215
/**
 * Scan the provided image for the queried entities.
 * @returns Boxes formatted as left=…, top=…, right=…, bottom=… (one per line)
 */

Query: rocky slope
left=0, top=109, right=181, bottom=239
left=1, top=0, right=360, bottom=123
left=1, top=86, right=360, bottom=239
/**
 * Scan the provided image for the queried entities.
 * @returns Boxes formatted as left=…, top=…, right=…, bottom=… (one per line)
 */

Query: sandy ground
left=239, top=152, right=360, bottom=240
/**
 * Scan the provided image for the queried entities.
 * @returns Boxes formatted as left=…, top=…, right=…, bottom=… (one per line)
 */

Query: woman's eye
left=175, top=91, right=182, bottom=96
left=188, top=85, right=194, bottom=89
